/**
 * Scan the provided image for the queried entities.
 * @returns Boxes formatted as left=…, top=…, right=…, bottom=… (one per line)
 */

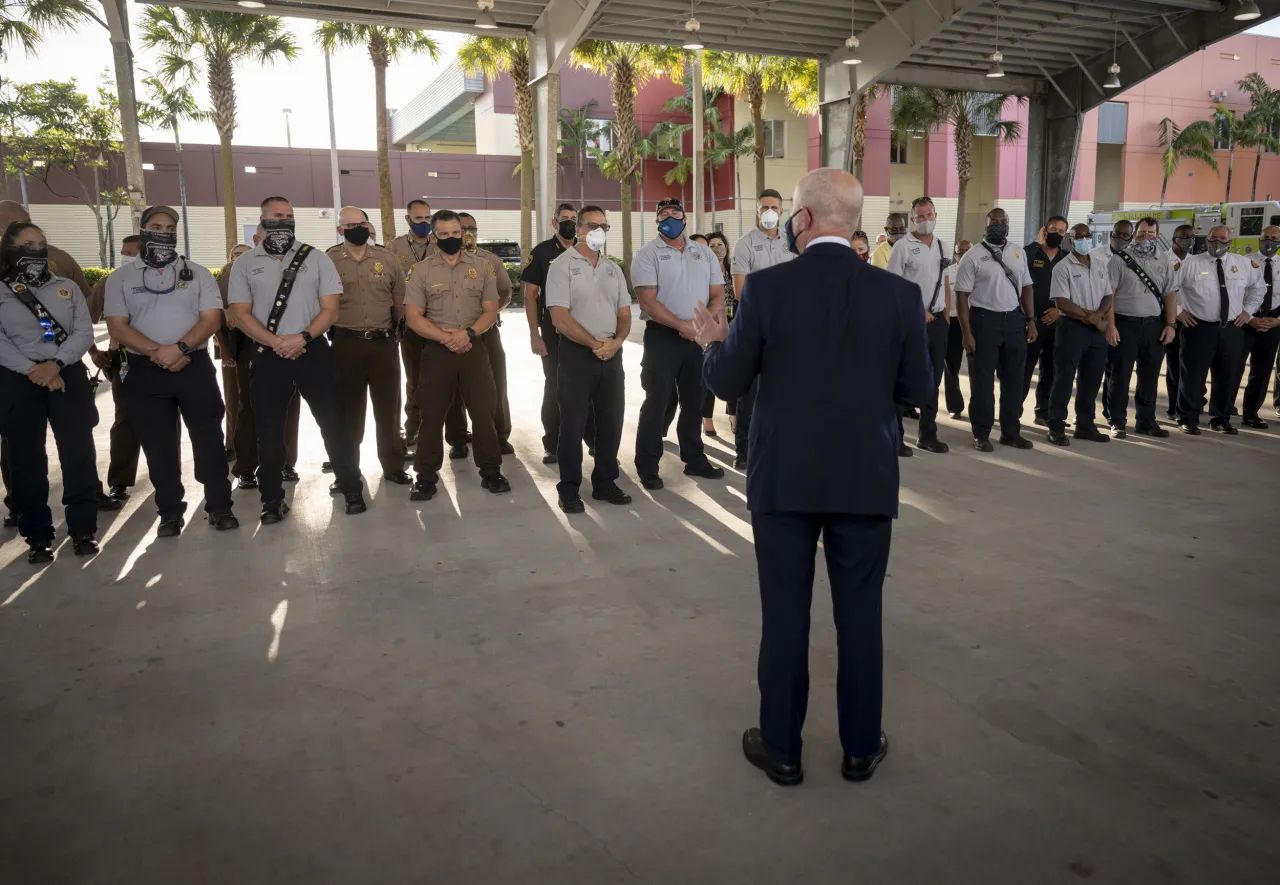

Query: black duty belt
left=970, top=306, right=1022, bottom=315
left=1258, top=307, right=1280, bottom=319
left=332, top=326, right=394, bottom=340
left=1115, top=314, right=1163, bottom=324
left=930, top=310, right=946, bottom=319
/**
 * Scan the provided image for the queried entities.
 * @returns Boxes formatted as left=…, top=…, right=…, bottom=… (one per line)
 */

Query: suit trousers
left=734, top=378, right=757, bottom=457
left=413, top=338, right=503, bottom=485
left=752, top=510, right=892, bottom=765
left=635, top=321, right=709, bottom=476
left=1178, top=321, right=1244, bottom=426
left=445, top=326, right=512, bottom=445
left=539, top=318, right=595, bottom=454
left=556, top=339, right=624, bottom=497
left=331, top=333, right=406, bottom=475
left=1022, top=320, right=1057, bottom=419
left=1048, top=318, right=1108, bottom=434
left=252, top=339, right=360, bottom=504
left=944, top=318, right=966, bottom=416
left=106, top=355, right=141, bottom=488
left=1105, top=315, right=1167, bottom=430
left=1165, top=335, right=1182, bottom=419
left=233, top=336, right=299, bottom=477
left=401, top=329, right=425, bottom=441
left=966, top=307, right=1028, bottom=441
left=0, top=363, right=98, bottom=544
left=123, top=351, right=233, bottom=519
left=1239, top=319, right=1280, bottom=420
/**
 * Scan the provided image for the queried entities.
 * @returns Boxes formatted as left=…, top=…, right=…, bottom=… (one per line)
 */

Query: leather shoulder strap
left=257, top=244, right=313, bottom=353
left=1117, top=250, right=1165, bottom=312
left=5, top=281, right=68, bottom=345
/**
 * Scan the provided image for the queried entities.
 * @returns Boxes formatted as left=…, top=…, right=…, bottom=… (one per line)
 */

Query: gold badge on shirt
left=1013, top=251, right=1021, bottom=260
left=57, top=287, right=71, bottom=299
left=1232, top=264, right=1238, bottom=273
left=373, top=261, right=384, bottom=273
left=467, top=267, right=478, bottom=279
left=1174, top=261, right=1182, bottom=271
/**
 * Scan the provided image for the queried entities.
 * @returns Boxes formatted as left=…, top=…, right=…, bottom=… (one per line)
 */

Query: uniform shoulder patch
left=525, top=252, right=534, bottom=267
left=1252, top=260, right=1260, bottom=268
left=489, top=263, right=496, bottom=277
left=1013, top=251, right=1021, bottom=260
left=1174, top=261, right=1182, bottom=271
left=57, top=287, right=71, bottom=299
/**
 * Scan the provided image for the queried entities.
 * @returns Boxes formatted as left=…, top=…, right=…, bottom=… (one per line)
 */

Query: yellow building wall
left=887, top=136, right=926, bottom=214
left=733, top=93, right=809, bottom=209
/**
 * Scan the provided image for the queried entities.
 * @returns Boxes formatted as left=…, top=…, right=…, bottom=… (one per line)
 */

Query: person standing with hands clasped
left=1233, top=224, right=1280, bottom=429
left=1022, top=216, right=1068, bottom=426
left=1044, top=224, right=1113, bottom=447
left=227, top=196, right=367, bottom=523
left=955, top=207, right=1037, bottom=451
left=0, top=221, right=100, bottom=562
left=632, top=198, right=725, bottom=490
left=543, top=205, right=633, bottom=513
left=104, top=205, right=237, bottom=535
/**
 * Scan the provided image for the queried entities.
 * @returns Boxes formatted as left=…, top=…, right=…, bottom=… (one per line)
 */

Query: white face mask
left=759, top=209, right=779, bottom=230
left=585, top=228, right=607, bottom=252
left=913, top=219, right=936, bottom=236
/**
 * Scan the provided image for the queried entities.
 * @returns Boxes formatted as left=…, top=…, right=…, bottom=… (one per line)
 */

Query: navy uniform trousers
left=1178, top=321, right=1245, bottom=427
left=753, top=511, right=892, bottom=765
left=636, top=322, right=711, bottom=476
left=1237, top=314, right=1280, bottom=420
left=966, top=307, right=1027, bottom=441
left=1048, top=318, right=1108, bottom=434
left=1105, top=315, right=1167, bottom=430
left=555, top=338, right=624, bottom=498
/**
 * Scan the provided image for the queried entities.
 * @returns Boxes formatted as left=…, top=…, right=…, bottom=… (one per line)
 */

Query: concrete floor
left=1, top=312, right=1278, bottom=884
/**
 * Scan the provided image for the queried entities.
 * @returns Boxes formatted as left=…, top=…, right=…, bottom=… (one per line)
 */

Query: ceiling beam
left=877, top=64, right=1046, bottom=95
left=529, top=0, right=605, bottom=81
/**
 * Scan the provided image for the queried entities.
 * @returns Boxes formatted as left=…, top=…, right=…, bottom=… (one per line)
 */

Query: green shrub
left=82, top=267, right=109, bottom=287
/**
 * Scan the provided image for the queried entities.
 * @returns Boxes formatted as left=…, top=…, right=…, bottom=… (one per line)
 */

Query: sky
left=3, top=6, right=1280, bottom=152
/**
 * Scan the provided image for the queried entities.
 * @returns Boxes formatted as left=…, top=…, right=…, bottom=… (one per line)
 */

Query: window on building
left=761, top=120, right=786, bottom=159
left=588, top=119, right=613, bottom=153
left=655, top=126, right=683, bottom=162
left=890, top=135, right=908, bottom=165
left=1240, top=206, right=1265, bottom=237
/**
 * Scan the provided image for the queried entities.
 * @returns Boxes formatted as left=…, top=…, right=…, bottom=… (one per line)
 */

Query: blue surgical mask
left=409, top=221, right=431, bottom=239
left=985, top=223, right=1008, bottom=245
left=657, top=215, right=686, bottom=240
left=1073, top=238, right=1092, bottom=256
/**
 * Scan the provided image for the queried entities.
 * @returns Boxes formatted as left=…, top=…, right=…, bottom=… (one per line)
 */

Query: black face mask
left=140, top=229, right=178, bottom=268
left=261, top=218, right=296, bottom=255
left=4, top=244, right=49, bottom=284
left=436, top=236, right=463, bottom=256
left=1044, top=232, right=1064, bottom=250
left=558, top=219, right=577, bottom=240
left=343, top=226, right=371, bottom=246
left=985, top=223, right=1009, bottom=245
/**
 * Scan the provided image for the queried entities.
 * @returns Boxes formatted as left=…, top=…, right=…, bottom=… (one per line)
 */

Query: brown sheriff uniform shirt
left=386, top=234, right=435, bottom=281
left=326, top=243, right=405, bottom=331
left=471, top=246, right=512, bottom=306
left=405, top=250, right=498, bottom=330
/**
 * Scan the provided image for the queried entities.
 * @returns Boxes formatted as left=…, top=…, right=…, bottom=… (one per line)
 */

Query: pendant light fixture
left=1235, top=1, right=1262, bottom=22
left=475, top=0, right=498, bottom=29
left=986, top=3, right=1004, bottom=78
left=843, top=0, right=862, bottom=65
left=1104, top=17, right=1121, bottom=89
left=682, top=0, right=703, bottom=50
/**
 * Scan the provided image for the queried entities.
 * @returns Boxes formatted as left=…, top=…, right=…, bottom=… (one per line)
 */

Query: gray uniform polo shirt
left=103, top=257, right=222, bottom=353
left=955, top=240, right=1032, bottom=312
left=544, top=248, right=631, bottom=338
left=1050, top=252, right=1111, bottom=311
left=631, top=235, right=724, bottom=321
left=886, top=232, right=950, bottom=314
left=1108, top=249, right=1175, bottom=318
left=0, top=275, right=94, bottom=372
left=731, top=227, right=793, bottom=277
left=226, top=241, right=343, bottom=335
left=1173, top=253, right=1267, bottom=321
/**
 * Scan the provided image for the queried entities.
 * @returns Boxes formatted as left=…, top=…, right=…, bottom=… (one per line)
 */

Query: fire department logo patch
left=57, top=287, right=71, bottom=299
left=467, top=267, right=478, bottom=279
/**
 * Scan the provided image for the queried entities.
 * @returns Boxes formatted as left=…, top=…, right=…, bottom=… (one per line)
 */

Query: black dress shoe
left=903, top=407, right=920, bottom=420
left=588, top=447, right=596, bottom=458
left=742, top=728, right=803, bottom=787
left=261, top=501, right=290, bottom=524
left=344, top=493, right=367, bottom=515
left=915, top=437, right=949, bottom=454
left=1179, top=422, right=1201, bottom=435
left=704, top=427, right=718, bottom=438
left=1241, top=415, right=1269, bottom=429
left=591, top=485, right=632, bottom=505
left=684, top=462, right=725, bottom=479
left=281, top=467, right=300, bottom=482
left=1073, top=426, right=1110, bottom=443
left=733, top=455, right=747, bottom=470
left=499, top=440, right=516, bottom=455
left=841, top=732, right=889, bottom=782
left=328, top=480, right=342, bottom=494
left=383, top=470, right=412, bottom=485
left=449, top=443, right=469, bottom=459
left=1209, top=421, right=1239, bottom=435
left=207, top=511, right=239, bottom=531
left=108, top=485, right=130, bottom=501
left=559, top=494, right=585, bottom=514
left=482, top=474, right=511, bottom=494
left=949, top=410, right=964, bottom=420
left=71, top=535, right=98, bottom=556
left=95, top=491, right=122, bottom=512
left=973, top=437, right=994, bottom=452
left=409, top=480, right=437, bottom=501
left=27, top=543, right=53, bottom=564
left=1046, top=429, right=1070, bottom=446
left=156, top=516, right=183, bottom=538
left=640, top=474, right=664, bottom=491
left=320, top=461, right=333, bottom=473
left=1032, top=414, right=1047, bottom=427
left=1109, top=424, right=1127, bottom=440
left=236, top=473, right=258, bottom=490
left=1135, top=423, right=1171, bottom=438
left=999, top=434, right=1034, bottom=450
left=404, top=434, right=418, bottom=450
left=4, top=512, right=19, bottom=528
left=542, top=451, right=559, bottom=464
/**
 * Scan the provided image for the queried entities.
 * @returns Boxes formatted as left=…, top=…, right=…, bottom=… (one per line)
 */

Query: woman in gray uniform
left=0, top=222, right=99, bottom=563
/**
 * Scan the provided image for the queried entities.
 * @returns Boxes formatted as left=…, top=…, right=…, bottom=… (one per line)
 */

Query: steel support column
left=692, top=54, right=704, bottom=233
left=1024, top=93, right=1082, bottom=245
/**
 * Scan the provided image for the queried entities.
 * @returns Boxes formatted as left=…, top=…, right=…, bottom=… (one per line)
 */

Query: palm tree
left=141, top=8, right=298, bottom=252
left=1210, top=103, right=1253, bottom=202
left=1, top=0, right=95, bottom=60
left=701, top=51, right=791, bottom=195
left=1156, top=117, right=1218, bottom=207
left=138, top=74, right=208, bottom=258
left=663, top=84, right=730, bottom=227
left=558, top=99, right=599, bottom=210
left=854, top=84, right=891, bottom=181
left=781, top=58, right=818, bottom=118
left=1237, top=73, right=1280, bottom=201
left=317, top=24, right=439, bottom=242
left=571, top=40, right=683, bottom=272
left=722, top=123, right=754, bottom=235
left=891, top=89, right=1022, bottom=241
left=459, top=36, right=533, bottom=256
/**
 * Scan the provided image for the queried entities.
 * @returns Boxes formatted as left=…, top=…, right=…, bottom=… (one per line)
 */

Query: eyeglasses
left=582, top=222, right=610, bottom=232
left=886, top=228, right=908, bottom=236
left=1112, top=232, right=1134, bottom=242
left=38, top=316, right=55, bottom=343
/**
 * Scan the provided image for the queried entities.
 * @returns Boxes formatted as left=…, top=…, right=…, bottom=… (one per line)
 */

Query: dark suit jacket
left=703, top=241, right=932, bottom=517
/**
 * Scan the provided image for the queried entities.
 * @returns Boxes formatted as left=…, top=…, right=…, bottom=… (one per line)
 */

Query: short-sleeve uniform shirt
left=1108, top=248, right=1176, bottom=318
left=404, top=250, right=499, bottom=329
left=473, top=247, right=513, bottom=304
left=520, top=236, right=571, bottom=310
left=544, top=248, right=631, bottom=339
left=731, top=227, right=793, bottom=277
left=955, top=240, right=1032, bottom=312
left=386, top=234, right=434, bottom=281
left=886, top=232, right=950, bottom=314
left=1050, top=252, right=1111, bottom=312
left=1174, top=252, right=1267, bottom=321
left=0, top=274, right=94, bottom=371
left=630, top=235, right=724, bottom=322
left=326, top=243, right=405, bottom=331
left=226, top=241, right=343, bottom=336
left=944, top=263, right=960, bottom=317
left=104, top=257, right=222, bottom=352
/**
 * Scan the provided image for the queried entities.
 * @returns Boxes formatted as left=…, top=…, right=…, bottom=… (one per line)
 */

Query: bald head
left=790, top=168, right=863, bottom=253
left=0, top=200, right=31, bottom=231
left=338, top=206, right=368, bottom=226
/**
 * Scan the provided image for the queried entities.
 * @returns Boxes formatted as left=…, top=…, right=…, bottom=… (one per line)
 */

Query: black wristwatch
left=177, top=340, right=191, bottom=356
left=53, top=358, right=66, bottom=369
left=466, top=327, right=477, bottom=341
left=301, top=331, right=313, bottom=343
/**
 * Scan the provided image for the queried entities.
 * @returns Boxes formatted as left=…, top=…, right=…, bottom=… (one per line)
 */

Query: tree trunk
left=579, top=146, right=586, bottom=209
left=1226, top=145, right=1235, bottom=201
left=520, top=149, right=533, bottom=257
left=736, top=158, right=743, bottom=237
left=174, top=121, right=191, bottom=259
left=751, top=96, right=764, bottom=197
left=208, top=51, right=239, bottom=253
left=620, top=178, right=633, bottom=290
left=92, top=163, right=106, bottom=265
left=955, top=127, right=973, bottom=243
left=1160, top=174, right=1169, bottom=209
left=511, top=45, right=535, bottom=256
left=854, top=92, right=869, bottom=181
left=219, top=127, right=237, bottom=253
left=710, top=160, right=717, bottom=228
left=372, top=47, right=396, bottom=242
left=1252, top=143, right=1262, bottom=201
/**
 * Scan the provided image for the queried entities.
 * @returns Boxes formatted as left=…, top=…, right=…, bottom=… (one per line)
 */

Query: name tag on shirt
left=910, top=247, right=921, bottom=255
left=658, top=254, right=672, bottom=261
left=571, top=267, right=582, bottom=276
left=251, top=267, right=266, bottom=276
left=1033, top=260, right=1045, bottom=268
left=130, top=285, right=146, bottom=294
left=753, top=244, right=763, bottom=251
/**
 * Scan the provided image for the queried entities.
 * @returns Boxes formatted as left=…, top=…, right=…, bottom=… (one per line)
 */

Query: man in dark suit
left=695, top=168, right=932, bottom=787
